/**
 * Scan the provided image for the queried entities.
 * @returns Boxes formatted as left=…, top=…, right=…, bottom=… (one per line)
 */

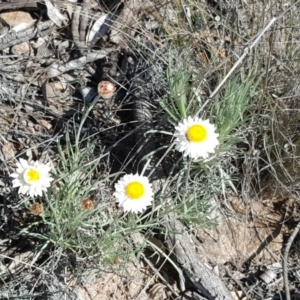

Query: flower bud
left=81, top=198, right=94, bottom=210
left=30, top=203, right=44, bottom=215
left=97, top=81, right=116, bottom=99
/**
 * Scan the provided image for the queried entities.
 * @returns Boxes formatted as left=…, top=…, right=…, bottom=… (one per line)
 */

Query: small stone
left=11, top=42, right=33, bottom=56
left=20, top=119, right=27, bottom=126
left=259, top=269, right=277, bottom=284
left=215, top=15, right=221, bottom=22
left=0, top=11, right=34, bottom=27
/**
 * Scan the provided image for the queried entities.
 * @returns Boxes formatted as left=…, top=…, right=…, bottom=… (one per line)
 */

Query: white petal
left=29, top=187, right=36, bottom=197
left=12, top=179, right=21, bottom=187
left=42, top=181, right=51, bottom=188
left=35, top=185, right=43, bottom=196
left=19, top=158, right=29, bottom=169
left=21, top=185, right=29, bottom=195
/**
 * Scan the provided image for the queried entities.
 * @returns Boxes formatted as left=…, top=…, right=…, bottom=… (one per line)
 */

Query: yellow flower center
left=24, top=168, right=40, bottom=184
left=125, top=181, right=145, bottom=200
left=186, top=124, right=207, bottom=142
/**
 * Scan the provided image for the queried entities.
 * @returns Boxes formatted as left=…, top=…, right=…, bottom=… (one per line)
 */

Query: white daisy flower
left=114, top=174, right=154, bottom=213
left=10, top=158, right=53, bottom=197
left=174, top=116, right=219, bottom=160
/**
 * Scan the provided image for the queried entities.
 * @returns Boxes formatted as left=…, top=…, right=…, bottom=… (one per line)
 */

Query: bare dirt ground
left=1, top=0, right=300, bottom=299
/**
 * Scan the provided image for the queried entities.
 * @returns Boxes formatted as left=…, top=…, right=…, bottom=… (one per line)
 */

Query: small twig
left=131, top=232, right=182, bottom=298
left=75, top=95, right=100, bottom=146
left=0, top=0, right=40, bottom=10
left=195, top=17, right=276, bottom=117
left=195, top=0, right=300, bottom=117
left=79, top=0, right=90, bottom=43
left=224, top=266, right=249, bottom=299
left=211, top=17, right=276, bottom=99
left=139, top=252, right=181, bottom=299
left=164, top=213, right=233, bottom=299
left=147, top=141, right=175, bottom=179
left=0, top=0, right=80, bottom=11
left=72, top=5, right=81, bottom=49
left=283, top=220, right=300, bottom=300
left=0, top=253, right=46, bottom=274
left=46, top=49, right=115, bottom=79
left=0, top=20, right=55, bottom=51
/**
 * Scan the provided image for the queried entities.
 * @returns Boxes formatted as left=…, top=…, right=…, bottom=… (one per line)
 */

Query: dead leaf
left=87, top=13, right=110, bottom=44
left=110, top=0, right=154, bottom=44
left=7, top=251, right=34, bottom=273
left=149, top=283, right=168, bottom=300
left=231, top=290, right=246, bottom=300
left=79, top=86, right=97, bottom=103
left=46, top=49, right=114, bottom=79
left=42, top=80, right=76, bottom=116
left=45, top=0, right=68, bottom=27
left=39, top=119, right=52, bottom=131
left=1, top=142, right=16, bottom=160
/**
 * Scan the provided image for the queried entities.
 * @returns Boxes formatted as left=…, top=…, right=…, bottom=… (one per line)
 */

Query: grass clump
left=18, top=123, right=127, bottom=268
left=156, top=54, right=263, bottom=227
